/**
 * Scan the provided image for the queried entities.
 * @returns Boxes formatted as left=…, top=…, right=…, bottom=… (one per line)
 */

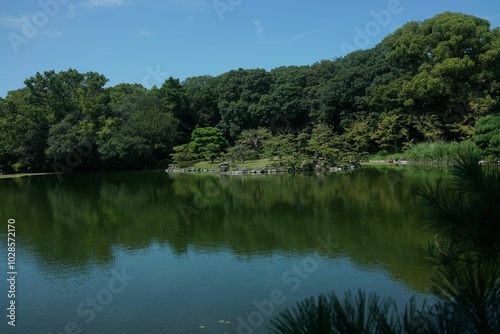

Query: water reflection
left=0, top=167, right=444, bottom=293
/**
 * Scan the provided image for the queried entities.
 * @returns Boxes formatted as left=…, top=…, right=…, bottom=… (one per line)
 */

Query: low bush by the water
left=404, top=141, right=482, bottom=164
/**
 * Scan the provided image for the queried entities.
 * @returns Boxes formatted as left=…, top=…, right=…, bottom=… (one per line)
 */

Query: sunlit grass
left=190, top=158, right=272, bottom=170
left=404, top=141, right=482, bottom=164
left=0, top=172, right=55, bottom=179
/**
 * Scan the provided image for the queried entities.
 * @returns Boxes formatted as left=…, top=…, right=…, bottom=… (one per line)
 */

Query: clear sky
left=1, top=0, right=499, bottom=97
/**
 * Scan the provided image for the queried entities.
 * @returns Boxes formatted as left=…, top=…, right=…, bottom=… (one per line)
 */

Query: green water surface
left=0, top=167, right=448, bottom=333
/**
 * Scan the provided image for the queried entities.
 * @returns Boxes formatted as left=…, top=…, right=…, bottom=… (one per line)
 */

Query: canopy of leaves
left=474, top=113, right=500, bottom=158
left=186, top=127, right=228, bottom=163
left=1, top=12, right=499, bottom=170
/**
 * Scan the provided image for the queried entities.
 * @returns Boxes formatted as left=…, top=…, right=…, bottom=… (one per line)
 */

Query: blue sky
left=1, top=0, right=499, bottom=97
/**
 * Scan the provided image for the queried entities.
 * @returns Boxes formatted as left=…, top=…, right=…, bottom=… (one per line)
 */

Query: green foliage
left=308, top=46, right=396, bottom=129
left=270, top=146, right=500, bottom=334
left=1, top=12, right=499, bottom=171
left=124, top=108, right=179, bottom=160
left=263, top=134, right=302, bottom=168
left=270, top=290, right=425, bottom=334
left=170, top=144, right=196, bottom=164
left=182, top=75, right=219, bottom=128
left=97, top=108, right=179, bottom=168
left=474, top=113, right=500, bottom=158
left=45, top=113, right=94, bottom=168
left=188, top=127, right=228, bottom=163
left=215, top=68, right=272, bottom=139
left=431, top=261, right=500, bottom=333
left=306, top=123, right=340, bottom=164
left=416, top=150, right=500, bottom=264
left=234, top=128, right=272, bottom=159
left=374, top=12, right=500, bottom=140
left=98, top=133, right=150, bottom=169
left=373, top=113, right=410, bottom=153
left=404, top=141, right=482, bottom=164
left=226, top=142, right=257, bottom=163
left=339, top=112, right=377, bottom=154
left=0, top=69, right=184, bottom=171
left=2, top=70, right=111, bottom=171
left=410, top=114, right=444, bottom=142
left=271, top=269, right=500, bottom=334
left=151, top=77, right=192, bottom=141
left=270, top=291, right=395, bottom=334
left=262, top=66, right=310, bottom=131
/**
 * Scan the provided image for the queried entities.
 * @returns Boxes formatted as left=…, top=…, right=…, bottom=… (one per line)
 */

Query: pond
left=0, top=167, right=449, bottom=333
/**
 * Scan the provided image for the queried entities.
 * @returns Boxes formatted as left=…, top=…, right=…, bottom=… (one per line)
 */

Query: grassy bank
left=190, top=158, right=272, bottom=170
left=0, top=172, right=56, bottom=180
left=404, top=141, right=482, bottom=164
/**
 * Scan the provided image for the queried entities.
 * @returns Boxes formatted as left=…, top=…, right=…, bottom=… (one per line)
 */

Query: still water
left=0, top=167, right=446, bottom=333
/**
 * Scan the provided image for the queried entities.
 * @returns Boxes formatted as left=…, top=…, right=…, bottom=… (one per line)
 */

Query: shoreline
left=0, top=172, right=58, bottom=180
left=2, top=160, right=496, bottom=180
left=166, top=164, right=362, bottom=175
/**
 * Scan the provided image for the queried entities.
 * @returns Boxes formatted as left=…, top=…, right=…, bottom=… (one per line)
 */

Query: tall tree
left=189, top=127, right=228, bottom=163
left=307, top=124, right=340, bottom=164
left=474, top=113, right=500, bottom=158
left=216, top=68, right=272, bottom=139
left=375, top=12, right=500, bottom=140
left=151, top=77, right=193, bottom=141
left=182, top=75, right=220, bottom=128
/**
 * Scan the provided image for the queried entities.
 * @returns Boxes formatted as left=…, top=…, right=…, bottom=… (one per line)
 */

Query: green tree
left=227, top=143, right=255, bottom=163
left=98, top=83, right=180, bottom=169
left=0, top=90, right=35, bottom=168
left=307, top=123, right=340, bottom=164
left=226, top=128, right=272, bottom=163
left=373, top=113, right=409, bottom=153
left=170, top=144, right=196, bottom=164
left=308, top=46, right=396, bottom=130
left=45, top=114, right=95, bottom=170
left=182, top=75, right=220, bottom=128
left=108, top=83, right=151, bottom=117
left=215, top=68, right=272, bottom=139
left=258, top=66, right=310, bottom=132
left=263, top=134, right=302, bottom=168
left=410, top=113, right=444, bottom=142
left=474, top=113, right=500, bottom=158
left=96, top=108, right=178, bottom=168
left=236, top=128, right=272, bottom=157
left=17, top=69, right=111, bottom=170
left=97, top=133, right=150, bottom=170
left=340, top=112, right=378, bottom=154
left=151, top=77, right=193, bottom=141
left=124, top=108, right=179, bottom=162
left=189, top=127, right=228, bottom=163
left=375, top=12, right=500, bottom=140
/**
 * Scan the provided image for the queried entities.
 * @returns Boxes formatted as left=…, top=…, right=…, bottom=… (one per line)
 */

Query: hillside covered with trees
left=1, top=12, right=499, bottom=173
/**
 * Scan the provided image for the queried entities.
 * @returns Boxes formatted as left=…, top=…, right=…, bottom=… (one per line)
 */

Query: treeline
left=1, top=12, right=499, bottom=172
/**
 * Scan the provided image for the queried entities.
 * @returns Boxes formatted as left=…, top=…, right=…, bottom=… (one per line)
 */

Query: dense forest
left=1, top=12, right=499, bottom=173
